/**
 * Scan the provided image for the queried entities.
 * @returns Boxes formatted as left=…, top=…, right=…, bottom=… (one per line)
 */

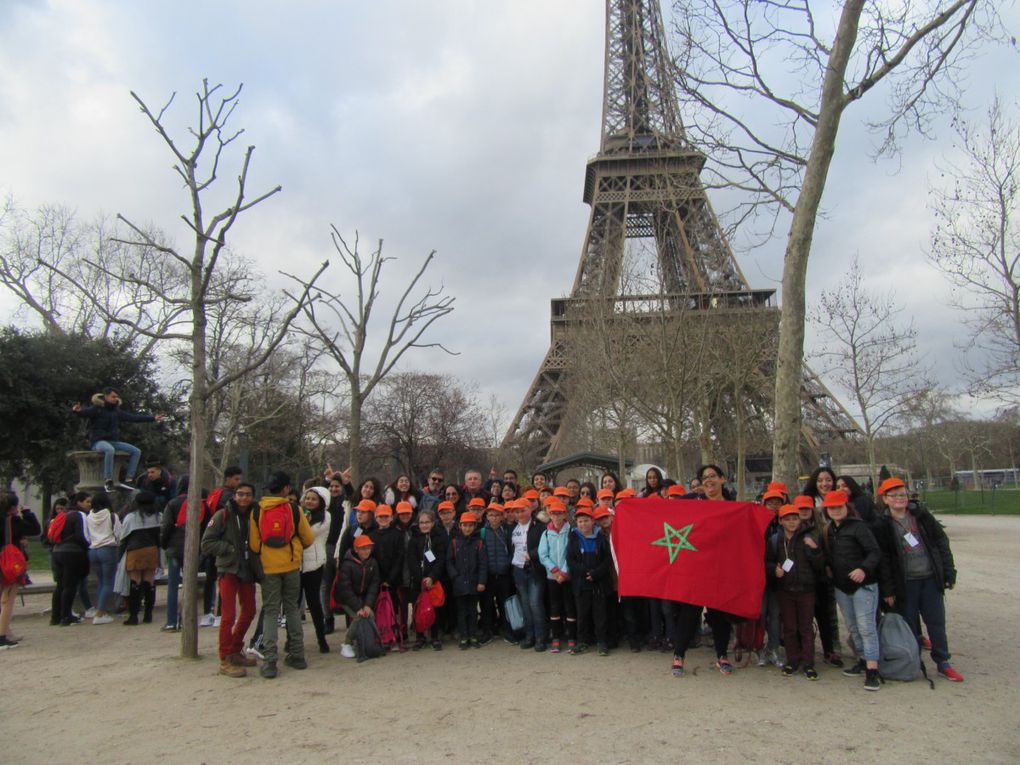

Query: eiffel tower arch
left=502, top=0, right=860, bottom=471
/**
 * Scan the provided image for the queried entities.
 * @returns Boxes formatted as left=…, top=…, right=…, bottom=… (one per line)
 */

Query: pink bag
left=374, top=588, right=399, bottom=647
left=413, top=590, right=436, bottom=634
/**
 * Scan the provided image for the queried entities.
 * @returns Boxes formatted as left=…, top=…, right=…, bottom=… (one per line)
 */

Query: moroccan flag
left=611, top=497, right=773, bottom=619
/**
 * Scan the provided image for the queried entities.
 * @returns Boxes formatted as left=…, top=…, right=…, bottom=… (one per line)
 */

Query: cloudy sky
left=1, top=0, right=1016, bottom=432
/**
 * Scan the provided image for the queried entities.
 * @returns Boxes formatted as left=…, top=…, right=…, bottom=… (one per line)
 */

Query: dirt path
left=3, top=515, right=1018, bottom=764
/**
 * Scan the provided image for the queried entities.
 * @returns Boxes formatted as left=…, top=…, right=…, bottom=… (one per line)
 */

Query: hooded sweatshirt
left=538, top=522, right=571, bottom=580
left=87, top=509, right=121, bottom=549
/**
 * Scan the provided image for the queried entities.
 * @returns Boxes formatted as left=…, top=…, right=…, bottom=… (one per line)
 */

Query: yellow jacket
left=249, top=496, right=316, bottom=575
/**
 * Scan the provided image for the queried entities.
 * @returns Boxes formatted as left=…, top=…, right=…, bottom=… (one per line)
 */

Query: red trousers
left=218, top=573, right=256, bottom=660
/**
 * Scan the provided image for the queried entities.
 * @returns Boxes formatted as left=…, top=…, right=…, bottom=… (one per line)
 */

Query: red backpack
left=175, top=487, right=224, bottom=528
left=374, top=588, right=399, bottom=648
left=46, top=512, right=68, bottom=544
left=413, top=590, right=436, bottom=633
left=257, top=501, right=297, bottom=548
left=1, top=515, right=28, bottom=586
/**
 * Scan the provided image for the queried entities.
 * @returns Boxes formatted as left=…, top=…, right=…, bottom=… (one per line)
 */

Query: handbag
left=427, top=579, right=445, bottom=607
left=504, top=593, right=524, bottom=632
left=1, top=514, right=28, bottom=586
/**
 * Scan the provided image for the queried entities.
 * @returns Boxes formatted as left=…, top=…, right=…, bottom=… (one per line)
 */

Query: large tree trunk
left=348, top=391, right=363, bottom=483
left=735, top=394, right=746, bottom=500
left=180, top=296, right=208, bottom=659
left=772, top=1, right=865, bottom=488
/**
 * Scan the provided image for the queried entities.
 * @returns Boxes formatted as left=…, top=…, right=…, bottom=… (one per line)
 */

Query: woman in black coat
left=1, top=492, right=41, bottom=647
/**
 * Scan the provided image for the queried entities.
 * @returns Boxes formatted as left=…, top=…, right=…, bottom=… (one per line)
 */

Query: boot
left=124, top=582, right=141, bottom=625
left=219, top=658, right=246, bottom=678
left=141, top=582, right=155, bottom=624
left=230, top=651, right=258, bottom=667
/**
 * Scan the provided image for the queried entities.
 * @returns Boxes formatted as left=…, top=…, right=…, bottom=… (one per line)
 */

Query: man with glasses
left=420, top=470, right=445, bottom=515
left=873, top=478, right=963, bottom=682
left=200, top=482, right=258, bottom=678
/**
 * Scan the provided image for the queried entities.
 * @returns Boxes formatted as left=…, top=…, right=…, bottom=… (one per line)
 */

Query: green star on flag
left=651, top=521, right=697, bottom=564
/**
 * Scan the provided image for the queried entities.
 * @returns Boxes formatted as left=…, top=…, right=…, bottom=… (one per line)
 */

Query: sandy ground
left=2, top=515, right=1018, bottom=765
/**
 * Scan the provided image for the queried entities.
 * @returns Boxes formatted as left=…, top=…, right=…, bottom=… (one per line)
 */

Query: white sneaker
left=246, top=645, right=265, bottom=661
left=757, top=652, right=769, bottom=667
left=199, top=613, right=215, bottom=628
left=84, top=608, right=97, bottom=619
left=92, top=615, right=114, bottom=625
left=213, top=615, right=221, bottom=627
left=340, top=644, right=356, bottom=659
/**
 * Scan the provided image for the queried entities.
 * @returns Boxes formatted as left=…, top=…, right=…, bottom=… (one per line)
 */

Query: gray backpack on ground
left=878, top=612, right=921, bottom=681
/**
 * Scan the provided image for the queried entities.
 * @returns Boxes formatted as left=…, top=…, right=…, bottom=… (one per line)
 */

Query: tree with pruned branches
left=289, top=227, right=454, bottom=482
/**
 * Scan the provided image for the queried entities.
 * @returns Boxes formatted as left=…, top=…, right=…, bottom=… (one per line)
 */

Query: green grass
left=921, top=488, right=1020, bottom=515
left=24, top=538, right=52, bottom=573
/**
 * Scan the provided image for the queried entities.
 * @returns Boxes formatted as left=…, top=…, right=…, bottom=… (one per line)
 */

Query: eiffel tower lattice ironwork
left=502, top=0, right=860, bottom=465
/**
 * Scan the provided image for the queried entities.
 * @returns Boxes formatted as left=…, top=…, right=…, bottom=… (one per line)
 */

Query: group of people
left=0, top=458, right=964, bottom=693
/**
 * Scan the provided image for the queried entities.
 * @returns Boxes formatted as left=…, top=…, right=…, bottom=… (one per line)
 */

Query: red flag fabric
left=611, top=497, right=773, bottom=619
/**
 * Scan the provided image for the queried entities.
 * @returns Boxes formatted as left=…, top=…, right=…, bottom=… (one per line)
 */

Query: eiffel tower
left=502, top=0, right=860, bottom=466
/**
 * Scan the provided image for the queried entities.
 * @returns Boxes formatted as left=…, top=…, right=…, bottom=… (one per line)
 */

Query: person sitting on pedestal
left=72, top=387, right=166, bottom=492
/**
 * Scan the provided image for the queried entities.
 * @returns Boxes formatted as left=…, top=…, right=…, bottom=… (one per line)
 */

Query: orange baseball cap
left=615, top=488, right=636, bottom=499
left=666, top=484, right=686, bottom=497
left=793, top=495, right=814, bottom=510
left=396, top=501, right=414, bottom=515
left=459, top=511, right=479, bottom=524
left=778, top=504, right=800, bottom=518
left=353, top=535, right=375, bottom=549
left=355, top=499, right=377, bottom=512
left=374, top=504, right=393, bottom=517
left=596, top=488, right=614, bottom=500
left=574, top=506, right=594, bottom=517
left=547, top=500, right=567, bottom=514
left=553, top=486, right=570, bottom=498
left=877, top=477, right=906, bottom=496
left=437, top=501, right=455, bottom=512
left=468, top=497, right=486, bottom=508
left=486, top=503, right=505, bottom=513
left=821, top=490, right=850, bottom=508
left=576, top=497, right=594, bottom=508
left=593, top=507, right=612, bottom=520
left=767, top=481, right=789, bottom=496
left=522, top=489, right=540, bottom=500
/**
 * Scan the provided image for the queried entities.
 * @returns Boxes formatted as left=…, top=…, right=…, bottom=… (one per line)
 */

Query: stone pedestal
left=67, top=450, right=131, bottom=493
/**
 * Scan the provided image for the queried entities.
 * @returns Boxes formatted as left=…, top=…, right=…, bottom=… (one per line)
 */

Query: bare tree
left=929, top=96, right=1020, bottom=404
left=289, top=227, right=455, bottom=482
left=812, top=257, right=930, bottom=489
left=670, top=0, right=1002, bottom=487
left=44, top=80, right=327, bottom=658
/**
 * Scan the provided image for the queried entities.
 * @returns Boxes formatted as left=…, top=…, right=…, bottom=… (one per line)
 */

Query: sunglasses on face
left=429, top=477, right=442, bottom=482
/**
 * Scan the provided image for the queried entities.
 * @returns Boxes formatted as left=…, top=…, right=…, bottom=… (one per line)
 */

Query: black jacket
left=565, top=528, right=612, bottom=593
left=200, top=503, right=255, bottom=579
left=873, top=502, right=956, bottom=603
left=135, top=469, right=177, bottom=510
left=336, top=522, right=378, bottom=564
left=766, top=525, right=824, bottom=593
left=372, top=525, right=405, bottom=589
left=335, top=550, right=380, bottom=613
left=74, top=400, right=155, bottom=446
left=518, top=519, right=548, bottom=583
left=481, top=524, right=512, bottom=576
left=825, top=516, right=888, bottom=595
left=1, top=509, right=41, bottom=548
left=49, top=511, right=89, bottom=554
left=407, top=527, right=448, bottom=592
left=447, top=531, right=488, bottom=596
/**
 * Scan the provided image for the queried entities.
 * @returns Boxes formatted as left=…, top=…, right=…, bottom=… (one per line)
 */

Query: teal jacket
left=538, top=523, right=571, bottom=580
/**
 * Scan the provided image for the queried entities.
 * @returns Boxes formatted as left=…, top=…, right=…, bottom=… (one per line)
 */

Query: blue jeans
left=512, top=567, right=546, bottom=642
left=165, top=556, right=182, bottom=628
left=92, top=440, right=142, bottom=481
left=835, top=583, right=880, bottom=662
left=89, top=545, right=119, bottom=612
left=903, top=576, right=950, bottom=665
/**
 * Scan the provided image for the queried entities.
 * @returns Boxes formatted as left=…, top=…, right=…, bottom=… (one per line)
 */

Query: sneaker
left=921, top=637, right=932, bottom=651
left=804, top=666, right=819, bottom=681
left=757, top=652, right=769, bottom=668
left=0, top=636, right=19, bottom=650
left=92, top=615, right=114, bottom=625
left=104, top=479, right=115, bottom=493
left=519, top=637, right=535, bottom=650
left=340, top=644, right=356, bottom=659
left=213, top=615, right=222, bottom=628
left=768, top=649, right=782, bottom=667
left=476, top=634, right=492, bottom=647
left=431, top=640, right=443, bottom=651
left=469, top=638, right=481, bottom=649
left=412, top=638, right=426, bottom=651
left=503, top=634, right=519, bottom=645
left=260, top=662, right=278, bottom=679
left=573, top=643, right=588, bottom=655
left=671, top=658, right=685, bottom=677
left=535, top=641, right=547, bottom=653
left=458, top=640, right=470, bottom=650
left=842, top=659, right=865, bottom=677
left=864, top=668, right=880, bottom=691
left=199, top=613, right=215, bottom=628
left=567, top=640, right=578, bottom=654
left=84, top=608, right=97, bottom=619
left=550, top=640, right=561, bottom=654
left=284, top=655, right=308, bottom=670
left=597, top=645, right=609, bottom=657
left=781, top=664, right=797, bottom=677
left=716, top=658, right=734, bottom=676
left=825, top=652, right=844, bottom=668
left=938, top=664, right=964, bottom=682
left=62, top=615, right=83, bottom=626
left=246, top=645, right=265, bottom=661
left=219, top=659, right=246, bottom=678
